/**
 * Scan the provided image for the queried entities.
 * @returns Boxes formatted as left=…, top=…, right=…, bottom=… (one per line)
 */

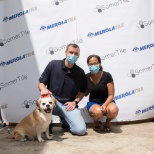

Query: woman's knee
left=112, top=106, right=119, bottom=115
left=90, top=110, right=103, bottom=120
left=90, top=107, right=103, bottom=117
left=107, top=106, right=119, bottom=118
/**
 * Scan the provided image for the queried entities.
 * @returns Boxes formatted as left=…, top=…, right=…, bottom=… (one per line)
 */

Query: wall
left=0, top=0, right=154, bottom=123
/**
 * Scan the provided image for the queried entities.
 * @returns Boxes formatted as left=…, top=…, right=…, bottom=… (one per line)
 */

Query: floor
left=0, top=121, right=154, bottom=154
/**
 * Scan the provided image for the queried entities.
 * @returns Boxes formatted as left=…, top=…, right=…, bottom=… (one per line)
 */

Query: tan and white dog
left=8, top=97, right=56, bottom=142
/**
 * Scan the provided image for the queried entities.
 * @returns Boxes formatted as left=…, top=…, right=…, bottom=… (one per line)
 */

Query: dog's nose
left=46, top=104, right=50, bottom=108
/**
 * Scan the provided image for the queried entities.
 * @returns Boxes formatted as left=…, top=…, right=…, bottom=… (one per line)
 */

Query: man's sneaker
left=61, top=123, right=70, bottom=130
left=60, top=117, right=70, bottom=130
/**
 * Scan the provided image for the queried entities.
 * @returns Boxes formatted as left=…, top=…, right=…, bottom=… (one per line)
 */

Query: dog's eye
left=42, top=103, right=46, bottom=106
left=49, top=101, right=52, bottom=104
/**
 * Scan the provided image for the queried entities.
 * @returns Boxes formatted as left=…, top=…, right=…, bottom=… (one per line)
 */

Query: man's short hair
left=66, top=43, right=80, bottom=53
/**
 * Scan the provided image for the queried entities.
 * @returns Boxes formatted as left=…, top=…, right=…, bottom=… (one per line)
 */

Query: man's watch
left=73, top=100, right=78, bottom=107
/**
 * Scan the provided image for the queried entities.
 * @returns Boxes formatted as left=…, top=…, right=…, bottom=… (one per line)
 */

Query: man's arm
left=64, top=92, right=85, bottom=111
left=38, top=83, right=52, bottom=96
left=74, top=92, right=85, bottom=103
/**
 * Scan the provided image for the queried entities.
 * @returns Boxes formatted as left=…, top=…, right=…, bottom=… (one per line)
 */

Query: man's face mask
left=67, top=55, right=78, bottom=64
left=89, top=64, right=100, bottom=74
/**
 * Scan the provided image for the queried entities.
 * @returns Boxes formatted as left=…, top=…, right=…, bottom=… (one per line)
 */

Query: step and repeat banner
left=0, top=0, right=154, bottom=123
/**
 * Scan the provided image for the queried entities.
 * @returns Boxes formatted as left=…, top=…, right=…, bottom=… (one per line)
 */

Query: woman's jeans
left=52, top=100, right=86, bottom=136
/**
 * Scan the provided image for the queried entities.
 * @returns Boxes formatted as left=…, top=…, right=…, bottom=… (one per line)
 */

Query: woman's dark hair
left=87, top=54, right=103, bottom=71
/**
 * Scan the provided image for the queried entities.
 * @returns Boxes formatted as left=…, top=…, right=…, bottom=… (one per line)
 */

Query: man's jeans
left=52, top=100, right=86, bottom=136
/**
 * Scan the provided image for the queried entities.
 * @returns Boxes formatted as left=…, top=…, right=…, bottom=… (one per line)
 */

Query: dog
left=8, top=97, right=56, bottom=142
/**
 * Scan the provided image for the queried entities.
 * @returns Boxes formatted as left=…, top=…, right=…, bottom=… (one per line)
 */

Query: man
left=38, top=43, right=87, bottom=136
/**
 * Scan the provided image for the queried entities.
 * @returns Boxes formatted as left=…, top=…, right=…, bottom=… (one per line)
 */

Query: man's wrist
left=73, top=100, right=79, bottom=107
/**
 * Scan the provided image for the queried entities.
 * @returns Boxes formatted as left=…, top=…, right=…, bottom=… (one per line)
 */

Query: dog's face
left=36, top=97, right=56, bottom=114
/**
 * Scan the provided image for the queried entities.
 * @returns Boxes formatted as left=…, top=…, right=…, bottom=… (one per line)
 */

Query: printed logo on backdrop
left=46, top=39, right=83, bottom=55
left=137, top=20, right=154, bottom=29
left=21, top=100, right=36, bottom=109
left=3, top=7, right=37, bottom=22
left=135, top=105, right=154, bottom=115
left=40, top=16, right=76, bottom=31
left=0, top=51, right=34, bottom=67
left=101, top=49, right=127, bottom=61
left=0, top=31, right=30, bottom=47
left=0, top=0, right=5, bottom=3
left=0, top=75, right=27, bottom=91
left=127, top=64, right=154, bottom=78
left=0, top=104, right=7, bottom=110
left=94, top=0, right=129, bottom=13
left=114, top=87, right=143, bottom=101
left=132, top=42, right=154, bottom=52
left=0, top=39, right=4, bottom=47
left=51, top=0, right=68, bottom=6
left=87, top=23, right=124, bottom=38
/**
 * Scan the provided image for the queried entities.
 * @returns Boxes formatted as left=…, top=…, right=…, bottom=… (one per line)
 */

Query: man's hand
left=64, top=101, right=76, bottom=111
left=41, top=88, right=52, bottom=97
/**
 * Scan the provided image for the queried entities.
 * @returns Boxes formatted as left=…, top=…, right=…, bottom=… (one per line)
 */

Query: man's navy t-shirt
left=39, top=59, right=87, bottom=103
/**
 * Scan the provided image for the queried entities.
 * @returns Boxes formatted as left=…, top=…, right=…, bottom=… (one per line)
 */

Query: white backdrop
left=0, top=0, right=154, bottom=123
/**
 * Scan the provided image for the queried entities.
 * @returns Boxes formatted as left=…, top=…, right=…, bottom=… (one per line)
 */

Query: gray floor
left=0, top=121, right=154, bottom=154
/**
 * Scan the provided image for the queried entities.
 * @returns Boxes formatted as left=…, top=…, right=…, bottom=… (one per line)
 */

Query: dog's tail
left=7, top=128, right=12, bottom=135
left=7, top=128, right=14, bottom=139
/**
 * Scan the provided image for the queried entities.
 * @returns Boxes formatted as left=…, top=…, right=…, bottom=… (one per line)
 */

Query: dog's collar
left=41, top=94, right=51, bottom=98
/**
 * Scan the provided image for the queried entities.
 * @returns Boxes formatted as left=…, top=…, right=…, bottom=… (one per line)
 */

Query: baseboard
left=3, top=118, right=153, bottom=127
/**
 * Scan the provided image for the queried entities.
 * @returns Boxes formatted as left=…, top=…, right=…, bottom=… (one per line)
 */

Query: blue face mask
left=89, top=65, right=100, bottom=74
left=67, top=55, right=78, bottom=64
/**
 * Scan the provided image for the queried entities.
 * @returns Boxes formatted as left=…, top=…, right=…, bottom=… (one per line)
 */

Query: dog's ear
left=36, top=99, right=41, bottom=107
left=52, top=98, right=57, bottom=106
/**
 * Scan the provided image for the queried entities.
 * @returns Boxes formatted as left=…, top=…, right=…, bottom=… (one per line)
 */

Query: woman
left=85, top=54, right=119, bottom=132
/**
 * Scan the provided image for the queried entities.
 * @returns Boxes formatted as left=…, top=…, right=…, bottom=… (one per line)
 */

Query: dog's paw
left=38, top=138, right=44, bottom=142
left=21, top=138, right=27, bottom=142
left=47, top=135, right=53, bottom=140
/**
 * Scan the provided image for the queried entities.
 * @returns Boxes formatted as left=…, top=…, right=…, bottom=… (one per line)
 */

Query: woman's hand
left=101, top=104, right=107, bottom=114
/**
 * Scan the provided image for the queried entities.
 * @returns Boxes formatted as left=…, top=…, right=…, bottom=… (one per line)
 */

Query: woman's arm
left=104, top=82, right=115, bottom=107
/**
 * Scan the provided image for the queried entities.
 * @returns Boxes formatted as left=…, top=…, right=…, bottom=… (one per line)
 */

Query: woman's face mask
left=66, top=54, right=78, bottom=64
left=89, top=64, right=100, bottom=74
